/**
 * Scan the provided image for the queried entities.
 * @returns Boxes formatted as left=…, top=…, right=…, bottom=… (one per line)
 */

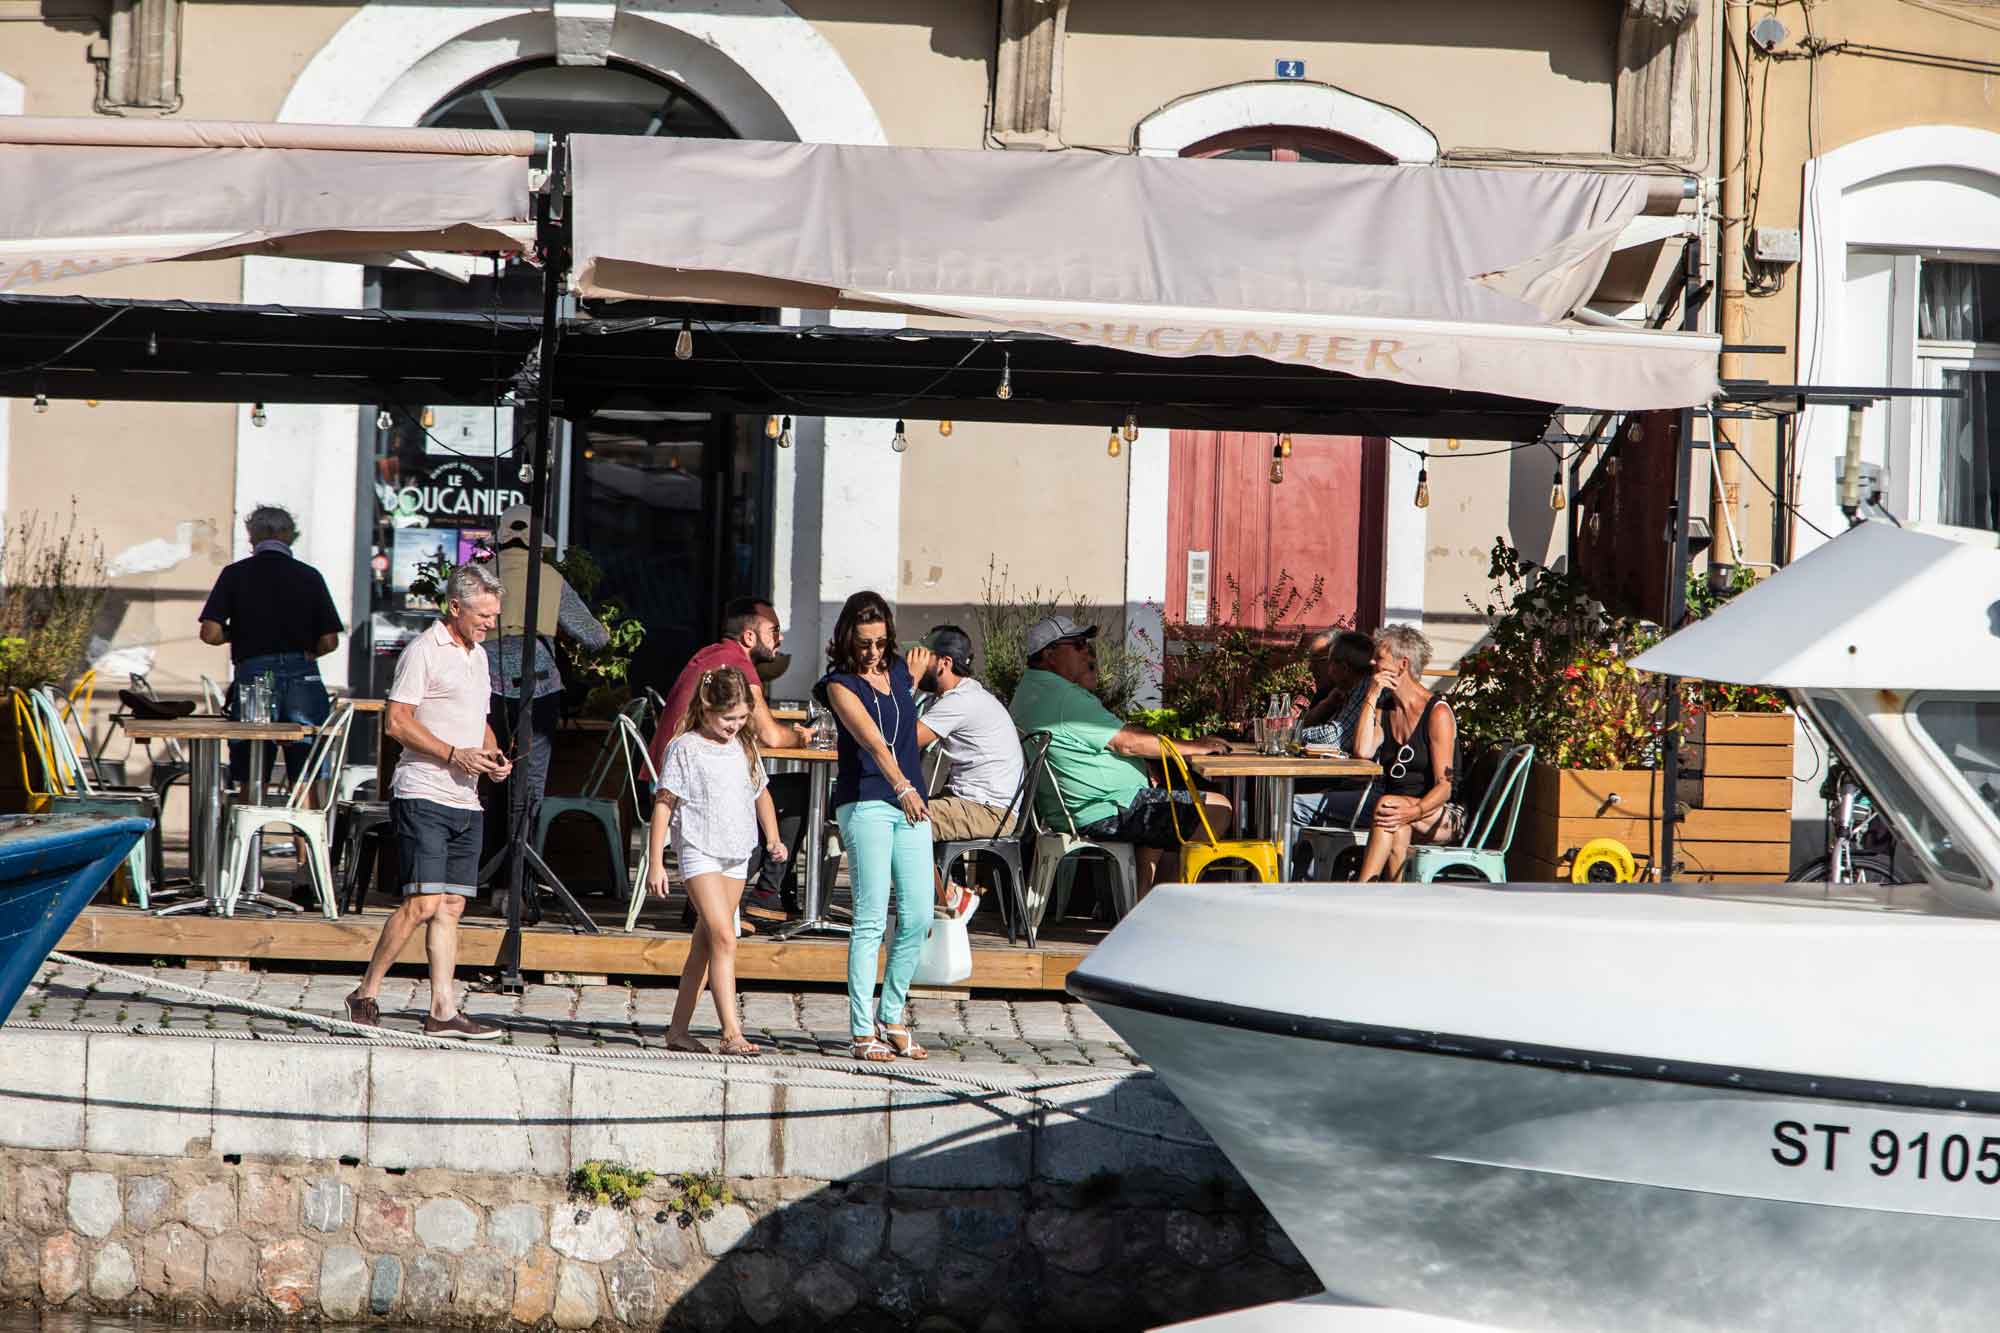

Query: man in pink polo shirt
left=346, top=563, right=514, bottom=1039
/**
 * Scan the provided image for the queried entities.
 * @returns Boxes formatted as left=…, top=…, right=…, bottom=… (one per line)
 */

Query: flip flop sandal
left=851, top=1037, right=896, bottom=1064
left=663, top=1034, right=711, bottom=1055
left=718, top=1037, right=763, bottom=1058
left=877, top=1024, right=928, bottom=1061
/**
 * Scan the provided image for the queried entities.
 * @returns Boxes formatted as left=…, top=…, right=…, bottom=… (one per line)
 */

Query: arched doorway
left=1164, top=126, right=1392, bottom=633
left=362, top=59, right=761, bottom=704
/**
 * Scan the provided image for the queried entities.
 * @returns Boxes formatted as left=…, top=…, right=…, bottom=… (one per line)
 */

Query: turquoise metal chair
left=537, top=707, right=651, bottom=904
left=1403, top=743, right=1536, bottom=884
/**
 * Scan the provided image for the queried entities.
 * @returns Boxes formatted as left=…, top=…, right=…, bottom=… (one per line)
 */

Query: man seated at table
left=649, top=598, right=813, bottom=921
left=1007, top=616, right=1231, bottom=899
left=910, top=626, right=1023, bottom=911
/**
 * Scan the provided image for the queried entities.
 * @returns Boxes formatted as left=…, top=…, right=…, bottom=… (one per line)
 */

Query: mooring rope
left=32, top=951, right=1212, bottom=1150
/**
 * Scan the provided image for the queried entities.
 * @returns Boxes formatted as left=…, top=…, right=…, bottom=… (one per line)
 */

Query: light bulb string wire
left=671, top=316, right=997, bottom=416
left=2, top=305, right=132, bottom=379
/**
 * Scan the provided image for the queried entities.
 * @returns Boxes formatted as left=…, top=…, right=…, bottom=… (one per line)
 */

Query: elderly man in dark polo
left=197, top=504, right=343, bottom=788
left=346, top=563, right=513, bottom=1039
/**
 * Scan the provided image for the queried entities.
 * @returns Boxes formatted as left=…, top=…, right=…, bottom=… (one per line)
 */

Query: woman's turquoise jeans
left=836, top=799, right=935, bottom=1038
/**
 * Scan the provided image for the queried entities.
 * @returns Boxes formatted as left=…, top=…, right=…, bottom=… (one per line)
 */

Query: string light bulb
left=1446, top=437, right=1461, bottom=451
left=251, top=402, right=268, bottom=428
left=420, top=406, right=436, bottom=429
left=891, top=419, right=909, bottom=453
left=146, top=332, right=159, bottom=357
left=779, top=415, right=793, bottom=449
left=674, top=317, right=693, bottom=361
left=1107, top=428, right=1123, bottom=459
left=1269, top=449, right=1285, bottom=485
left=996, top=350, right=1012, bottom=401
left=938, top=419, right=954, bottom=437
left=85, top=399, right=99, bottom=408
left=1626, top=420, right=1644, bottom=444
left=1278, top=432, right=1293, bottom=458
left=376, top=409, right=394, bottom=432
left=1123, top=413, right=1139, bottom=444
left=1548, top=469, right=1567, bottom=512
left=765, top=414, right=782, bottom=440
left=518, top=461, right=534, bottom=484
left=1414, top=465, right=1430, bottom=509
left=32, top=391, right=48, bottom=414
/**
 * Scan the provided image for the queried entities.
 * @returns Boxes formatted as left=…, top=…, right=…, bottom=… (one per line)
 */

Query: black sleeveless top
left=1375, top=693, right=1454, bottom=798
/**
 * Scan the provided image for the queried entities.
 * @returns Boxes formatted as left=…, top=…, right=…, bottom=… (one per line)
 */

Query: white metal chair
left=216, top=701, right=354, bottom=918
left=601, top=715, right=672, bottom=930
left=1023, top=754, right=1139, bottom=947
left=200, top=675, right=227, bottom=714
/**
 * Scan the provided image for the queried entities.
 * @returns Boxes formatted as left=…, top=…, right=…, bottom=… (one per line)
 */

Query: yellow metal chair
left=14, top=689, right=155, bottom=905
left=1158, top=738, right=1282, bottom=884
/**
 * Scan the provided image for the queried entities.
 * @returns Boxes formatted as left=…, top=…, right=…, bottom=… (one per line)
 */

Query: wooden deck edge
left=57, top=909, right=1089, bottom=992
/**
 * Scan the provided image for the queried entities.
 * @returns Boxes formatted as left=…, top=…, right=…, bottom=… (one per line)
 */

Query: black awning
left=0, top=294, right=1562, bottom=440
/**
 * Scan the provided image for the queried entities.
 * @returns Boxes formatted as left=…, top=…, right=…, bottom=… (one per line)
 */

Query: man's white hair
left=447, top=562, right=502, bottom=606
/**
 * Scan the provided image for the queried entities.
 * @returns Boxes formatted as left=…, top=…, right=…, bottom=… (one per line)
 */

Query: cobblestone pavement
left=8, top=960, right=1143, bottom=1070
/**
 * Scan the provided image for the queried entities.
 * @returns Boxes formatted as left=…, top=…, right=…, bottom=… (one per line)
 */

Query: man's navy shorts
left=392, top=797, right=480, bottom=897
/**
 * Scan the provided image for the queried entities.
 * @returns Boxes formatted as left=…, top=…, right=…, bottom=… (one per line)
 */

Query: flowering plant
left=1453, top=540, right=1786, bottom=772
left=1153, top=571, right=1333, bottom=737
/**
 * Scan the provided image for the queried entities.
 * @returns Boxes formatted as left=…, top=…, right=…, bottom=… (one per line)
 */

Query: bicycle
left=1788, top=754, right=1903, bottom=885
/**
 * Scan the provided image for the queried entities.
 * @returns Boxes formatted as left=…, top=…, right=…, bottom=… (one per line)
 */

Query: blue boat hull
left=0, top=813, right=151, bottom=1025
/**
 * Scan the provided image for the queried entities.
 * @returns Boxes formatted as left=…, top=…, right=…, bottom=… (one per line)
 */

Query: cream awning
left=0, top=116, right=537, bottom=291
left=569, top=135, right=1719, bottom=411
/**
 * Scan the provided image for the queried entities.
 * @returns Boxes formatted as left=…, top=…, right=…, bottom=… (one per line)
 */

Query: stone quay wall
left=0, top=1029, right=1317, bottom=1331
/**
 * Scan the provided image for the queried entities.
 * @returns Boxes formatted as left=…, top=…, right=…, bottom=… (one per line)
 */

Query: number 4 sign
left=1275, top=59, right=1306, bottom=80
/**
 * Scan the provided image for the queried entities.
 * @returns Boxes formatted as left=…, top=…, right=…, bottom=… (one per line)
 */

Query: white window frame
left=1917, top=345, right=2000, bottom=529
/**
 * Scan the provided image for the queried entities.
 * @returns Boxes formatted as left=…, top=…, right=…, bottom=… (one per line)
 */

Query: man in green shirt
left=1009, top=616, right=1233, bottom=897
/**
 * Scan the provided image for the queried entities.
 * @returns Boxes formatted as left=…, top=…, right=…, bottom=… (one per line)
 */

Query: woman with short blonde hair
left=1349, top=624, right=1463, bottom=881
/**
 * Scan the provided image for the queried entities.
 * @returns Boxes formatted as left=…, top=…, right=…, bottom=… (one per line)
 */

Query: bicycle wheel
left=1788, top=855, right=1900, bottom=885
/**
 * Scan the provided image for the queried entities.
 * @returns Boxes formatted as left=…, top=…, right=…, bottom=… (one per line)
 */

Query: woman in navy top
left=814, top=590, right=933, bottom=1063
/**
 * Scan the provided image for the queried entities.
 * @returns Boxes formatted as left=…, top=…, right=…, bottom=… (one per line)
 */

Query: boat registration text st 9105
left=1772, top=1120, right=2000, bottom=1185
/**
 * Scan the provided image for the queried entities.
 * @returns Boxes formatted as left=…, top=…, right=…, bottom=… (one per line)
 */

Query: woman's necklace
left=863, top=670, right=898, bottom=749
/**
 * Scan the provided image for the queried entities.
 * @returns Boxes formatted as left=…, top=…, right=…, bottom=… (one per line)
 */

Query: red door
left=1166, top=432, right=1386, bottom=631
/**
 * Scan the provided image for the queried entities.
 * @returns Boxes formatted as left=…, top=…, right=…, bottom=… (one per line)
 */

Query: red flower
left=1562, top=666, right=1583, bottom=679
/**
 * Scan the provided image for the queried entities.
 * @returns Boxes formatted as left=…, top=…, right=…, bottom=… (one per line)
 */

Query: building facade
left=0, top=0, right=1718, bottom=705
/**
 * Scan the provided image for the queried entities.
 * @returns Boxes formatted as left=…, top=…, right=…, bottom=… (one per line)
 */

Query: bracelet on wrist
left=446, top=746, right=456, bottom=766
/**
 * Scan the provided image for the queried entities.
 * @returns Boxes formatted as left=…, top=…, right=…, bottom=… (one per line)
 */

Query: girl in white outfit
left=646, top=668, right=785, bottom=1057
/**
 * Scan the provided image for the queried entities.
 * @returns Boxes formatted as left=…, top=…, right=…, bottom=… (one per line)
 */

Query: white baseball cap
left=495, top=503, right=554, bottom=548
left=1023, top=615, right=1098, bottom=659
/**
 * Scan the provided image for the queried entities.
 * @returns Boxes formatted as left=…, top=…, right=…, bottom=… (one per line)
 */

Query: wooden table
left=1188, top=749, right=1381, bottom=880
left=761, top=745, right=841, bottom=940
left=340, top=697, right=388, bottom=713
left=122, top=717, right=317, bottom=915
left=770, top=706, right=809, bottom=724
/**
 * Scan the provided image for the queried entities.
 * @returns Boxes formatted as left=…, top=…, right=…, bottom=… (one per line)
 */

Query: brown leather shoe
left=423, top=1012, right=502, bottom=1041
left=344, top=993, right=380, bottom=1029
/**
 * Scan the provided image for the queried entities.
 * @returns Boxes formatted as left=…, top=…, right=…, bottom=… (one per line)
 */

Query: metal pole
left=1656, top=236, right=1705, bottom=885
left=497, top=133, right=567, bottom=990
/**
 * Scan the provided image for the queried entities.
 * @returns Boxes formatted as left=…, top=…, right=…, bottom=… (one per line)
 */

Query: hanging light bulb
left=667, top=449, right=682, bottom=472
left=419, top=406, right=436, bottom=430
left=779, top=415, right=793, bottom=449
left=376, top=408, right=394, bottom=432
left=674, top=316, right=694, bottom=361
left=1122, top=412, right=1139, bottom=444
left=146, top=331, right=159, bottom=357
left=996, top=350, right=1012, bottom=401
left=518, top=460, right=534, bottom=484
left=1106, top=428, right=1123, bottom=459
left=1278, top=432, right=1293, bottom=459
left=1269, top=454, right=1285, bottom=485
left=251, top=402, right=268, bottom=428
left=1587, top=511, right=1602, bottom=538
left=938, top=419, right=954, bottom=438
left=1446, top=437, right=1462, bottom=451
left=891, top=419, right=910, bottom=453
left=1414, top=465, right=1430, bottom=509
left=581, top=447, right=595, bottom=460
left=1626, top=420, right=1644, bottom=444
left=85, top=399, right=99, bottom=408
left=765, top=414, right=782, bottom=440
left=32, top=391, right=49, bottom=414
left=1548, top=469, right=1567, bottom=512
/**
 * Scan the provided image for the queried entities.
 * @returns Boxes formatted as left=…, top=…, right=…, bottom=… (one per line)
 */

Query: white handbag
left=910, top=910, right=973, bottom=987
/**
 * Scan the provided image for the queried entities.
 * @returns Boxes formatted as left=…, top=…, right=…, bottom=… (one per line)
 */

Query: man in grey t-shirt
left=912, top=625, right=1025, bottom=842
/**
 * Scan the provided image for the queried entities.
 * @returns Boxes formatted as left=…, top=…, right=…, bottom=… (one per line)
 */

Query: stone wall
left=0, top=1029, right=1318, bottom=1330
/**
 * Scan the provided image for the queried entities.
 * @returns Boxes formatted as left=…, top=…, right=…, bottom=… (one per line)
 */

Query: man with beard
left=649, top=598, right=812, bottom=920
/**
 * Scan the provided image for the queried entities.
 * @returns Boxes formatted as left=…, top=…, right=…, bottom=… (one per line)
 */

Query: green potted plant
left=973, top=558, right=1145, bottom=712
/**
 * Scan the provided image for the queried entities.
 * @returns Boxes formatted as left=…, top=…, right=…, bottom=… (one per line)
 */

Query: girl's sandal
left=852, top=1037, right=896, bottom=1064
left=717, top=1036, right=762, bottom=1058
left=878, top=1024, right=928, bottom=1061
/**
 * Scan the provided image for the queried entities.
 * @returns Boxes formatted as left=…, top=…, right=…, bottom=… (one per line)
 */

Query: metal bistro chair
left=535, top=709, right=649, bottom=915
left=123, top=671, right=193, bottom=810
left=1296, top=777, right=1379, bottom=883
left=1403, top=743, right=1536, bottom=884
left=933, top=731, right=1052, bottom=946
left=1024, top=753, right=1140, bottom=948
left=16, top=689, right=159, bottom=905
left=31, top=686, right=168, bottom=886
left=216, top=701, right=355, bottom=918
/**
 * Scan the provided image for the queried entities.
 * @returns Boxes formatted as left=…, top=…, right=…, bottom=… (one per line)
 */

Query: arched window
left=1181, top=125, right=1396, bottom=165
left=420, top=59, right=733, bottom=139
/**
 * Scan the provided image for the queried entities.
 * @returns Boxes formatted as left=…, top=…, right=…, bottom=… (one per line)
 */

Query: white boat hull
left=1072, top=880, right=2000, bottom=1331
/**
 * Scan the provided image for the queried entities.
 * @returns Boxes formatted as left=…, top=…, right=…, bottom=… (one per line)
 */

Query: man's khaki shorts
left=927, top=796, right=1014, bottom=842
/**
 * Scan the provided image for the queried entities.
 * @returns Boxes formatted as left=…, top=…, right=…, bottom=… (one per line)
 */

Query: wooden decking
left=59, top=901, right=1101, bottom=992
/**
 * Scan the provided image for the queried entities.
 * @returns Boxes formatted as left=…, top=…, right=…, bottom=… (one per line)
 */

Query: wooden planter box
left=1506, top=711, right=1796, bottom=883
